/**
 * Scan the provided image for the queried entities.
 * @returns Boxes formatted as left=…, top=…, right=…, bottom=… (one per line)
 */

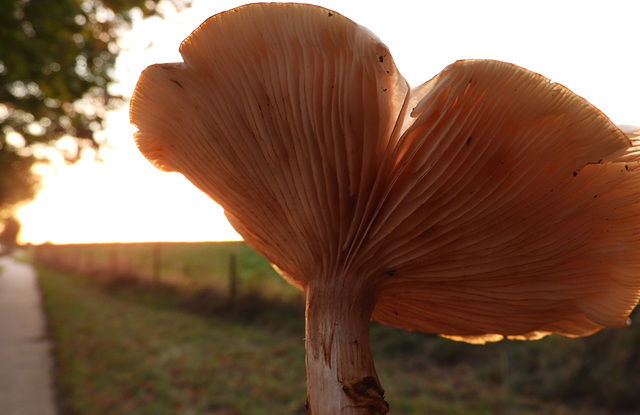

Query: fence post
left=228, top=251, right=238, bottom=303
left=110, top=245, right=119, bottom=275
left=152, top=243, right=161, bottom=283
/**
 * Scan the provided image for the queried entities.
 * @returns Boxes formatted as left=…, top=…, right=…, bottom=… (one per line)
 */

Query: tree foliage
left=0, top=0, right=191, bottom=219
left=0, top=146, right=37, bottom=219
left=0, top=216, right=21, bottom=250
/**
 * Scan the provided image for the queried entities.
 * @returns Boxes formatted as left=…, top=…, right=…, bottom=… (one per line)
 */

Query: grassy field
left=35, top=243, right=640, bottom=414
left=34, top=242, right=301, bottom=303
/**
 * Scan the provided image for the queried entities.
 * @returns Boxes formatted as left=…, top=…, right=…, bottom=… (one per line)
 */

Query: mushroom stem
left=305, top=278, right=389, bottom=414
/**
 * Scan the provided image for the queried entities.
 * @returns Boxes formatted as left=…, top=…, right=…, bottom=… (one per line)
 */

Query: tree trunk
left=304, top=279, right=389, bottom=414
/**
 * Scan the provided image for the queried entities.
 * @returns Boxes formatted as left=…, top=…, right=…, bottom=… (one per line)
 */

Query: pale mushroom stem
left=304, top=279, right=389, bottom=414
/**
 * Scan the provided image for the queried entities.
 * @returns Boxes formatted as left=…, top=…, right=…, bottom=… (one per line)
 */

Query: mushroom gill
left=130, top=3, right=640, bottom=413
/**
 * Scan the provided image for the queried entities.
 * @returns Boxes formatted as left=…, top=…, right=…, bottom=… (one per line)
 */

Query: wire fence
left=32, top=241, right=302, bottom=304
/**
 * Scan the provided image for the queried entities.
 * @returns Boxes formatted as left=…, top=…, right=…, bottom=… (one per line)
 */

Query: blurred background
left=1, top=0, right=639, bottom=414
left=3, top=0, right=639, bottom=245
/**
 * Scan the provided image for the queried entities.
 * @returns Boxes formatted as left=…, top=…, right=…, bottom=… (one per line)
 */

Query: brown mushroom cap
left=130, top=3, right=640, bottom=343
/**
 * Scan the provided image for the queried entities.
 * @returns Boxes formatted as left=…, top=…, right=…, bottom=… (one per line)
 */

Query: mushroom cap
left=130, top=3, right=640, bottom=343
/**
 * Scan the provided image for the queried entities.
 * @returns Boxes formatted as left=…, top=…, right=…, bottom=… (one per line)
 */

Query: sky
left=16, top=0, right=640, bottom=244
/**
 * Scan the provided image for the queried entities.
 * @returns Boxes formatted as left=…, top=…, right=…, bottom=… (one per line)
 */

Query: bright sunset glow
left=17, top=111, right=242, bottom=244
left=17, top=0, right=640, bottom=244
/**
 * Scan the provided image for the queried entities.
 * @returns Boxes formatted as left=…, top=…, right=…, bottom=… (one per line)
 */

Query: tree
left=0, top=0, right=191, bottom=220
left=0, top=216, right=21, bottom=252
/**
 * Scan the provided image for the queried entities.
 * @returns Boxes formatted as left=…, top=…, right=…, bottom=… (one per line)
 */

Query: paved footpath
left=0, top=253, right=58, bottom=415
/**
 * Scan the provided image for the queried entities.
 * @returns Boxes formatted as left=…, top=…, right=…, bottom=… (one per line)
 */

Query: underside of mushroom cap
left=130, top=3, right=640, bottom=343
left=367, top=60, right=640, bottom=342
left=131, top=3, right=409, bottom=286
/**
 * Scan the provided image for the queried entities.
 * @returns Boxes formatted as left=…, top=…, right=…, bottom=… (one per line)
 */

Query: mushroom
left=130, top=4, right=640, bottom=414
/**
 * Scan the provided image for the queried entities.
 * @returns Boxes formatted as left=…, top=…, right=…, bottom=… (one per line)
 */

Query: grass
left=34, top=241, right=300, bottom=302
left=35, top=243, right=640, bottom=414
left=39, top=265, right=307, bottom=415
